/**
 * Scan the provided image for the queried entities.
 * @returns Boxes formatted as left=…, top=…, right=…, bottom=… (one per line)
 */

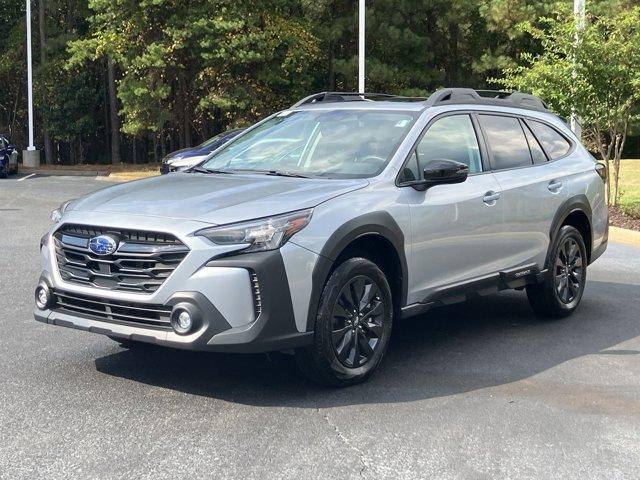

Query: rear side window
left=522, top=122, right=547, bottom=165
left=527, top=120, right=571, bottom=159
left=479, top=115, right=532, bottom=170
left=414, top=115, right=483, bottom=175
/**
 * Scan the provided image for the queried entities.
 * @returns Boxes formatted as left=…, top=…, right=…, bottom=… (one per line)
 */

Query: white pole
left=26, top=0, right=35, bottom=151
left=358, top=0, right=365, bottom=93
left=570, top=0, right=585, bottom=139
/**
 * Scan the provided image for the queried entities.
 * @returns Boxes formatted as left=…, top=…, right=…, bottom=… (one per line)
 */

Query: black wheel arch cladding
left=305, top=211, right=408, bottom=332
left=547, top=194, right=593, bottom=265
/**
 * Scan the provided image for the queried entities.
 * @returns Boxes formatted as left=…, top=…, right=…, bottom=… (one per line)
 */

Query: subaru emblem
left=88, top=235, right=118, bottom=256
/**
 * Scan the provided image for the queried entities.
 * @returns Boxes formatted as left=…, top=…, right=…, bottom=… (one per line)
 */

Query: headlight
left=196, top=209, right=313, bottom=253
left=50, top=199, right=76, bottom=223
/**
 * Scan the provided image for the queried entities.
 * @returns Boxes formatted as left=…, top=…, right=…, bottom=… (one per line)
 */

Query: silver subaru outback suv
left=35, top=89, right=608, bottom=386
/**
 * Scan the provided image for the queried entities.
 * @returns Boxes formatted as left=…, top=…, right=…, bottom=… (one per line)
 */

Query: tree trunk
left=327, top=41, right=336, bottom=91
left=179, top=73, right=192, bottom=147
left=69, top=139, right=76, bottom=165
left=152, top=133, right=158, bottom=163
left=591, top=126, right=610, bottom=204
left=103, top=65, right=111, bottom=163
left=38, top=0, right=53, bottom=164
left=107, top=57, right=121, bottom=164
left=612, top=131, right=627, bottom=207
left=446, top=22, right=460, bottom=86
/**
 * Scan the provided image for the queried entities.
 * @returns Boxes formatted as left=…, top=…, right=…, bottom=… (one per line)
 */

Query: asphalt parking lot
left=1, top=174, right=639, bottom=479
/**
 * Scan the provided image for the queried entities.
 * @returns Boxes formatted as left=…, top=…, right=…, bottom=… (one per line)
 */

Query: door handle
left=548, top=179, right=563, bottom=193
left=483, top=191, right=501, bottom=205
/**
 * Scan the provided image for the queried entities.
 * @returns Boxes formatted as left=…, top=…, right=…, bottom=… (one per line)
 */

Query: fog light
left=170, top=307, right=195, bottom=335
left=35, top=286, right=51, bottom=310
left=177, top=311, right=191, bottom=329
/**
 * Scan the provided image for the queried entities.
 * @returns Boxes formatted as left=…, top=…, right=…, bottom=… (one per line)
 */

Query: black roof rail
left=424, top=88, right=549, bottom=111
left=290, top=91, right=426, bottom=108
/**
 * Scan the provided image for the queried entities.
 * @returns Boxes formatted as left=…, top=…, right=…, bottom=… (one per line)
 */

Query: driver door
left=402, top=113, right=506, bottom=304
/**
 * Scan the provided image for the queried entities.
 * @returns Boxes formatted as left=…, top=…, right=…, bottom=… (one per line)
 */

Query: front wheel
left=527, top=225, right=587, bottom=318
left=296, top=257, right=393, bottom=387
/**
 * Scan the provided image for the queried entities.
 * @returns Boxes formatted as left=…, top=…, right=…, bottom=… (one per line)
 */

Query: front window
left=201, top=110, right=417, bottom=178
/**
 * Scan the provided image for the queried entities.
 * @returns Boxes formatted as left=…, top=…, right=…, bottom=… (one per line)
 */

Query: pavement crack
left=320, top=409, right=370, bottom=478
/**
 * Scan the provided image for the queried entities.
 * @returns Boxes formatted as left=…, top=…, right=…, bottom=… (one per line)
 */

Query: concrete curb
left=94, top=175, right=122, bottom=182
left=21, top=168, right=109, bottom=177
left=96, top=173, right=158, bottom=182
left=609, top=226, right=640, bottom=248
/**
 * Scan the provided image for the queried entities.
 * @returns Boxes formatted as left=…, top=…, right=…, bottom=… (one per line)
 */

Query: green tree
left=302, top=0, right=562, bottom=96
left=0, top=0, right=28, bottom=148
left=69, top=0, right=322, bottom=157
left=493, top=6, right=640, bottom=205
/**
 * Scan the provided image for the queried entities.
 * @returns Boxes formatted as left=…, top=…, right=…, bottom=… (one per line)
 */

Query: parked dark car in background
left=0, top=134, right=19, bottom=178
left=160, top=128, right=245, bottom=174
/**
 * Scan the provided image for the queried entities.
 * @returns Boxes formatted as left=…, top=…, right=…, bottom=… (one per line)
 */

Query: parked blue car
left=160, top=128, right=244, bottom=174
left=0, top=134, right=19, bottom=178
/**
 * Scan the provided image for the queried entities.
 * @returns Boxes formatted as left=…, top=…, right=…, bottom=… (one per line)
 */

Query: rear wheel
left=527, top=225, right=587, bottom=318
left=296, top=257, right=393, bottom=386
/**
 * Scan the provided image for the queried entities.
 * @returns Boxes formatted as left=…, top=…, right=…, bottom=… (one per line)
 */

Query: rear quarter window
left=527, top=120, right=572, bottom=159
left=522, top=122, right=547, bottom=165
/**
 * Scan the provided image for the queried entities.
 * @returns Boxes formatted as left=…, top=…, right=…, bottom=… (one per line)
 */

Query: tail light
left=595, top=162, right=607, bottom=182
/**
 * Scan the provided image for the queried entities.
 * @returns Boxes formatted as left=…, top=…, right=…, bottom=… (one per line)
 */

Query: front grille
left=53, top=224, right=189, bottom=293
left=52, top=290, right=172, bottom=330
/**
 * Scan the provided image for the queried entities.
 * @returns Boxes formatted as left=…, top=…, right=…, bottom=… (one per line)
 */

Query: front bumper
left=36, top=219, right=316, bottom=353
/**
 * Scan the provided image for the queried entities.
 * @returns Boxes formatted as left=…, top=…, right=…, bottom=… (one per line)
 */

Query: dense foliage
left=494, top=4, right=640, bottom=205
left=0, top=0, right=636, bottom=165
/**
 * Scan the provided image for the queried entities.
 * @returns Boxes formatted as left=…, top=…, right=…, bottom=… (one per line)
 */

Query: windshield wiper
left=264, top=170, right=312, bottom=178
left=189, top=166, right=235, bottom=174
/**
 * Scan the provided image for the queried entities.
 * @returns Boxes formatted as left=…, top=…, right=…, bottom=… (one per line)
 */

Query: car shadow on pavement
left=94, top=280, right=640, bottom=407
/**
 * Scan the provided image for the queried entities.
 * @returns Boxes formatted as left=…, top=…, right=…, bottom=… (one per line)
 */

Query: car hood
left=70, top=173, right=369, bottom=225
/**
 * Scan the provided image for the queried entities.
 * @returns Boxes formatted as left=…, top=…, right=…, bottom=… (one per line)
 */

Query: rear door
left=478, top=113, right=570, bottom=270
left=402, top=113, right=506, bottom=304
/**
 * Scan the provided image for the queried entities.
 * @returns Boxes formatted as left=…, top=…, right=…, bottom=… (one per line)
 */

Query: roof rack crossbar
left=290, top=92, right=425, bottom=108
left=424, top=88, right=548, bottom=111
left=290, top=89, right=549, bottom=112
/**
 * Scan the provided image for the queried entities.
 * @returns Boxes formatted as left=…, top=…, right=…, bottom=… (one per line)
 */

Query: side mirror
left=410, top=159, right=469, bottom=191
left=7, top=145, right=14, bottom=151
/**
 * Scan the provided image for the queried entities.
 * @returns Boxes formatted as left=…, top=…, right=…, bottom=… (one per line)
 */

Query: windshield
left=201, top=110, right=417, bottom=178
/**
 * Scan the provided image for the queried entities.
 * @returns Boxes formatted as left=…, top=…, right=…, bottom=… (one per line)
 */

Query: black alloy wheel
left=527, top=225, right=587, bottom=318
left=295, top=257, right=393, bottom=386
left=554, top=236, right=583, bottom=305
left=331, top=275, right=384, bottom=368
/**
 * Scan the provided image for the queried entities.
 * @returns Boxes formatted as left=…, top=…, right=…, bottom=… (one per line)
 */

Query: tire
left=295, top=257, right=394, bottom=387
left=527, top=225, right=587, bottom=319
